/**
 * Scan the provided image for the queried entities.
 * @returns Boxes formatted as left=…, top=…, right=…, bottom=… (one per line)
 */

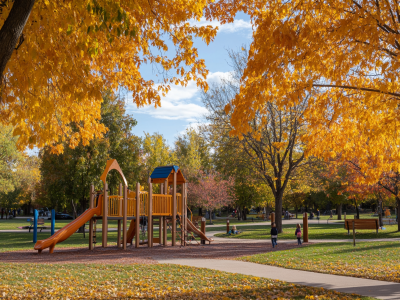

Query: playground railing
left=104, top=191, right=180, bottom=217
left=152, top=194, right=172, bottom=216
left=108, top=196, right=123, bottom=217
left=139, top=192, right=149, bottom=216
left=106, top=192, right=149, bottom=217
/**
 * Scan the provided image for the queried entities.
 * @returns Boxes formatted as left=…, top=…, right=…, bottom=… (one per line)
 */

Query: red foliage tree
left=188, top=171, right=236, bottom=223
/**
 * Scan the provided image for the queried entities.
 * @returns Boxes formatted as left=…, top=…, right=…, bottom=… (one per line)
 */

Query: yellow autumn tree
left=212, top=0, right=400, bottom=184
left=0, top=0, right=218, bottom=152
left=141, top=132, right=176, bottom=191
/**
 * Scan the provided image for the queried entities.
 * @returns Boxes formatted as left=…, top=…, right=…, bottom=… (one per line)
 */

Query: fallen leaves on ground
left=0, top=263, right=369, bottom=299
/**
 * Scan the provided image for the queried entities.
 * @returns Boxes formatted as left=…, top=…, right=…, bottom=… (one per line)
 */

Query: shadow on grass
left=309, top=241, right=400, bottom=255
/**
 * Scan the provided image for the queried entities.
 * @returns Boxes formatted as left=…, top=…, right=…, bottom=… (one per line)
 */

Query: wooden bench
left=27, top=218, right=48, bottom=232
left=344, top=219, right=379, bottom=235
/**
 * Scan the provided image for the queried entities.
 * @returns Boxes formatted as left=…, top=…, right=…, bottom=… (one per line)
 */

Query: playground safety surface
left=0, top=242, right=309, bottom=264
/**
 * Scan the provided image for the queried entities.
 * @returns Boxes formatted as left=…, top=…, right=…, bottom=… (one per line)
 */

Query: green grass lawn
left=214, top=224, right=400, bottom=239
left=0, top=218, right=122, bottom=230
left=0, top=231, right=117, bottom=252
left=238, top=242, right=400, bottom=283
left=204, top=218, right=268, bottom=225
left=0, top=263, right=375, bottom=299
left=0, top=225, right=184, bottom=252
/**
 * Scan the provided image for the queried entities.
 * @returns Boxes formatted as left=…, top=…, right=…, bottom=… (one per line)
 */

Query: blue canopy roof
left=150, top=165, right=186, bottom=184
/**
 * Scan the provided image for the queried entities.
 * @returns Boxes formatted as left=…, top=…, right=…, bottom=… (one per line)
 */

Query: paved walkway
left=157, top=258, right=400, bottom=300
left=209, top=231, right=400, bottom=244
left=207, top=219, right=343, bottom=227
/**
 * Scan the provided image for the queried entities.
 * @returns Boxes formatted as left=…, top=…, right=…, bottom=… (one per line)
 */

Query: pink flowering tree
left=188, top=171, right=237, bottom=223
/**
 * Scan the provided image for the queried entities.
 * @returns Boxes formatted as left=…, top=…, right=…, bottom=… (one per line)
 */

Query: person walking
left=271, top=222, right=278, bottom=248
left=295, top=223, right=302, bottom=245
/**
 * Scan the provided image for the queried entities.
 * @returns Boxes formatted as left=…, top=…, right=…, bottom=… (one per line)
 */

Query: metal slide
left=186, top=219, right=213, bottom=242
left=34, top=195, right=103, bottom=254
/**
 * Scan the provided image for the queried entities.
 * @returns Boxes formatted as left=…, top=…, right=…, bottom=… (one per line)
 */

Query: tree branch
left=313, top=84, right=400, bottom=98
left=0, top=0, right=35, bottom=81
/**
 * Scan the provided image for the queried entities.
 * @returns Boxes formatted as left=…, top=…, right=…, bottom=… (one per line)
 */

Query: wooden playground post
left=159, top=183, right=163, bottom=245
left=270, top=212, right=275, bottom=225
left=158, top=216, right=162, bottom=245
left=303, top=212, right=309, bottom=242
left=163, top=179, right=168, bottom=246
left=148, top=179, right=153, bottom=248
left=117, top=183, right=122, bottom=248
left=184, top=183, right=188, bottom=239
left=163, top=216, right=167, bottom=245
left=123, top=185, right=127, bottom=250
left=135, top=182, right=140, bottom=248
left=172, top=171, right=177, bottom=246
left=89, top=184, right=94, bottom=250
left=102, top=182, right=108, bottom=247
left=226, top=219, right=230, bottom=233
left=181, top=183, right=185, bottom=246
left=201, top=217, right=206, bottom=245
left=164, top=179, right=168, bottom=194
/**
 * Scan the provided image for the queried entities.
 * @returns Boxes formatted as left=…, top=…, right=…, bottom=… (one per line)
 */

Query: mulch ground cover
left=0, top=241, right=310, bottom=264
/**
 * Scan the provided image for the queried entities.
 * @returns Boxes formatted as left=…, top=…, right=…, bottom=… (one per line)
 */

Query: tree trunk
left=337, top=204, right=342, bottom=220
left=1, top=208, right=3, bottom=219
left=209, top=210, right=212, bottom=225
left=295, top=205, right=298, bottom=219
left=0, top=0, right=36, bottom=82
left=396, top=197, right=400, bottom=232
left=378, top=212, right=383, bottom=227
left=198, top=207, right=202, bottom=216
left=27, top=200, right=31, bottom=216
left=275, top=192, right=283, bottom=233
left=265, top=206, right=269, bottom=220
left=71, top=200, right=78, bottom=219
left=355, top=202, right=360, bottom=219
left=81, top=175, right=85, bottom=212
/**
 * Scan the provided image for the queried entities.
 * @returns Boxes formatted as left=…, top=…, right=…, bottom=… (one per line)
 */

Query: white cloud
left=190, top=18, right=252, bottom=33
left=177, top=122, right=210, bottom=136
left=126, top=71, right=232, bottom=122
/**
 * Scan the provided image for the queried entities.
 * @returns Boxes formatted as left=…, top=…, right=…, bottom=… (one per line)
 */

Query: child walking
left=270, top=222, right=278, bottom=248
left=295, top=224, right=302, bottom=245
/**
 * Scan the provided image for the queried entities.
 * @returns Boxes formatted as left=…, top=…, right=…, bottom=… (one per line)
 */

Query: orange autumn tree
left=337, top=158, right=400, bottom=229
left=0, top=0, right=217, bottom=152
left=209, top=1, right=400, bottom=184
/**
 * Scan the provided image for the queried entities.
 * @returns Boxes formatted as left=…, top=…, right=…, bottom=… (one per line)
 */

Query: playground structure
left=34, top=159, right=212, bottom=253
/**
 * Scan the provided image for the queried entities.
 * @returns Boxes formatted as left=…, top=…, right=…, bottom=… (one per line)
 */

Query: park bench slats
left=25, top=218, right=48, bottom=232
left=344, top=219, right=379, bottom=234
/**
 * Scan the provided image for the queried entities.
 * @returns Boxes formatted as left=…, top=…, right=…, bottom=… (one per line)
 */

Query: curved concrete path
left=209, top=231, right=400, bottom=244
left=157, top=258, right=400, bottom=300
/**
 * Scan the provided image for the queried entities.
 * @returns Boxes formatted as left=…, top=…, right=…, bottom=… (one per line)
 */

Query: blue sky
left=124, top=13, right=252, bottom=146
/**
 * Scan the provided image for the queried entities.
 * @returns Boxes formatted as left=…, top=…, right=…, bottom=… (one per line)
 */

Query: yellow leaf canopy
left=212, top=0, right=400, bottom=182
left=0, top=0, right=218, bottom=153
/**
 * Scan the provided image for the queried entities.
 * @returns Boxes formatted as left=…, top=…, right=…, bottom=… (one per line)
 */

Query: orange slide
left=34, top=195, right=103, bottom=254
left=123, top=219, right=136, bottom=245
left=186, top=219, right=213, bottom=242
